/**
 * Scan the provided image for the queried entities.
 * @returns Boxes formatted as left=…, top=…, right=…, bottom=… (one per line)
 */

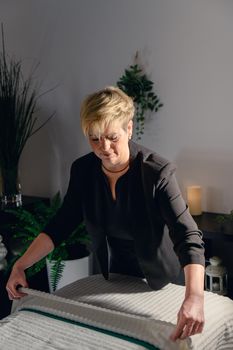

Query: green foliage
left=48, top=257, right=66, bottom=293
left=117, top=64, right=163, bottom=139
left=0, top=24, right=54, bottom=195
left=6, top=192, right=90, bottom=291
left=215, top=210, right=233, bottom=225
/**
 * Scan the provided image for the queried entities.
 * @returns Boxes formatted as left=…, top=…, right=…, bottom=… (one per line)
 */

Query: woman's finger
left=180, top=321, right=195, bottom=339
left=6, top=283, right=28, bottom=299
left=170, top=316, right=186, bottom=341
left=6, top=287, right=20, bottom=300
left=191, top=321, right=205, bottom=335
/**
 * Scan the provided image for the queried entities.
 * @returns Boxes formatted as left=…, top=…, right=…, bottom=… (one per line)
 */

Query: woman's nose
left=101, top=138, right=111, bottom=151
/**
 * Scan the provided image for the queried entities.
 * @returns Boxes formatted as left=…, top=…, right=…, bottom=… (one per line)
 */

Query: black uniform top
left=44, top=141, right=205, bottom=290
left=101, top=169, right=144, bottom=277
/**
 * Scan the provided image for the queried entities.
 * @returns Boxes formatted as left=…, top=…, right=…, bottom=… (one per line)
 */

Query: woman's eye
left=108, top=136, right=118, bottom=142
left=91, top=138, right=100, bottom=142
left=110, top=138, right=118, bottom=142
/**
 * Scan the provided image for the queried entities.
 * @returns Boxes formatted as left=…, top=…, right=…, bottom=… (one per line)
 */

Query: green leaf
left=49, top=259, right=66, bottom=292
left=116, top=59, right=163, bottom=139
left=6, top=191, right=90, bottom=280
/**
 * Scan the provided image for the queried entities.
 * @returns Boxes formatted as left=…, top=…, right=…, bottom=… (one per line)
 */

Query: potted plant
left=0, top=24, right=54, bottom=208
left=117, top=52, right=163, bottom=139
left=5, top=192, right=91, bottom=291
left=215, top=210, right=233, bottom=235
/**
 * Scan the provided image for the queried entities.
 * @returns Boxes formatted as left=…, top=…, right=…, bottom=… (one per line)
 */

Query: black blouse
left=43, top=141, right=205, bottom=290
left=101, top=169, right=144, bottom=277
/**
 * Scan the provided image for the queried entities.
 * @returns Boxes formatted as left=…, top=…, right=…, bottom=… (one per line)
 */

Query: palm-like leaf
left=5, top=192, right=90, bottom=289
left=48, top=257, right=66, bottom=292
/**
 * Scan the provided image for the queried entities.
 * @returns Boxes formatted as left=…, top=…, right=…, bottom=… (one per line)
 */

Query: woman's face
left=88, top=120, right=133, bottom=167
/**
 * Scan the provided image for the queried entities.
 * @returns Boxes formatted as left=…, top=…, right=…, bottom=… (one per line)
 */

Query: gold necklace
left=101, top=162, right=129, bottom=174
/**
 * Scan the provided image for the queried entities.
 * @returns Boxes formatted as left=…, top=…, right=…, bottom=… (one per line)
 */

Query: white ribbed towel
left=2, top=274, right=233, bottom=350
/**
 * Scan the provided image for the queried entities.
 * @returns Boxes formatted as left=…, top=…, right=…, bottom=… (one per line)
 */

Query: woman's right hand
left=5, top=233, right=54, bottom=300
left=6, top=264, right=29, bottom=300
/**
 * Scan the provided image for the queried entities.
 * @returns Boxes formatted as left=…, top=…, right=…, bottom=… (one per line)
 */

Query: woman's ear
left=127, top=120, right=133, bottom=139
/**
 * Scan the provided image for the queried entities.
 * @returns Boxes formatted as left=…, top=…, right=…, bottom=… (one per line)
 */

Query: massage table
left=0, top=274, right=233, bottom=349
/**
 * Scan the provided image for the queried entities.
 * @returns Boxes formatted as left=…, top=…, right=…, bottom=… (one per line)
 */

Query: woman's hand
left=6, top=264, right=29, bottom=300
left=6, top=232, right=54, bottom=300
left=170, top=293, right=204, bottom=341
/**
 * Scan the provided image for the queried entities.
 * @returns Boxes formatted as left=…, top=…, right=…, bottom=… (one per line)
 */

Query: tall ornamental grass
left=0, top=24, right=53, bottom=196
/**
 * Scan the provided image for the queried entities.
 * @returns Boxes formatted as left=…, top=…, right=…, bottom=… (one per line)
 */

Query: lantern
left=0, top=235, right=7, bottom=271
left=205, top=256, right=228, bottom=295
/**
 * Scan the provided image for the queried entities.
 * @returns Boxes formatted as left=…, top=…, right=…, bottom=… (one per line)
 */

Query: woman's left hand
left=170, top=294, right=205, bottom=341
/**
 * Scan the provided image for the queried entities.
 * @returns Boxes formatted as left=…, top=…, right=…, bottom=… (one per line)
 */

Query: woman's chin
left=101, top=155, right=117, bottom=163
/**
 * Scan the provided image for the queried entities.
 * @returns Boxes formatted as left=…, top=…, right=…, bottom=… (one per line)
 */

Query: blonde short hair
left=80, top=86, right=135, bottom=136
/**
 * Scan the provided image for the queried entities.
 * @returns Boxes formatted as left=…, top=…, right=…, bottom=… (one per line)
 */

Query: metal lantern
left=0, top=235, right=7, bottom=271
left=205, top=256, right=228, bottom=295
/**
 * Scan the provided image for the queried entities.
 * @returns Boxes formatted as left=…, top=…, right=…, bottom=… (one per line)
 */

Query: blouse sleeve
left=156, top=163, right=205, bottom=268
left=43, top=161, right=83, bottom=247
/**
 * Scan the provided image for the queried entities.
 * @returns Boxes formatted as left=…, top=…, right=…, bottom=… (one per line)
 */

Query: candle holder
left=205, top=256, right=228, bottom=295
left=187, top=185, right=202, bottom=216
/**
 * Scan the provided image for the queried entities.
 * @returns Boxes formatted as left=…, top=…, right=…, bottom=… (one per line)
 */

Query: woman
left=6, top=86, right=205, bottom=341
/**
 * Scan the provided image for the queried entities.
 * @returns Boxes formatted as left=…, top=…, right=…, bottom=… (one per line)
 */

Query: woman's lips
left=101, top=153, right=114, bottom=158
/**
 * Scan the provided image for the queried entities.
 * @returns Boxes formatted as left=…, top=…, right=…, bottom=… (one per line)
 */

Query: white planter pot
left=46, top=256, right=90, bottom=292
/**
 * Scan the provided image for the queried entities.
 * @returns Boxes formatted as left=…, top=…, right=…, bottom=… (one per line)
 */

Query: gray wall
left=1, top=0, right=233, bottom=214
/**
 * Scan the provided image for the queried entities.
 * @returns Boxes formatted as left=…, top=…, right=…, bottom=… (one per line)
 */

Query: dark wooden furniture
left=193, top=212, right=233, bottom=242
left=193, top=212, right=233, bottom=260
left=193, top=212, right=233, bottom=299
left=0, top=195, right=50, bottom=319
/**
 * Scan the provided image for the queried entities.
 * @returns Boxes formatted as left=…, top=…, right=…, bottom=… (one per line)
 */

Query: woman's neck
left=101, top=161, right=129, bottom=174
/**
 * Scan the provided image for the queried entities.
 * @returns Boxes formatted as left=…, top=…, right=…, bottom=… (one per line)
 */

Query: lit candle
left=187, top=185, right=202, bottom=216
left=212, top=282, right=220, bottom=292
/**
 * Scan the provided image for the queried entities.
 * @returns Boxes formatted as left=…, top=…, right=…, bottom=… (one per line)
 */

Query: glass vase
left=0, top=166, right=22, bottom=209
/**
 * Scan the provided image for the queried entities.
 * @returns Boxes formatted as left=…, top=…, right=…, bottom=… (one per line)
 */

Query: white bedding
left=0, top=274, right=233, bottom=350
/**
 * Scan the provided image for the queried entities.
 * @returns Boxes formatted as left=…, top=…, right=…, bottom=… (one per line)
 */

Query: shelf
left=193, top=212, right=233, bottom=242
